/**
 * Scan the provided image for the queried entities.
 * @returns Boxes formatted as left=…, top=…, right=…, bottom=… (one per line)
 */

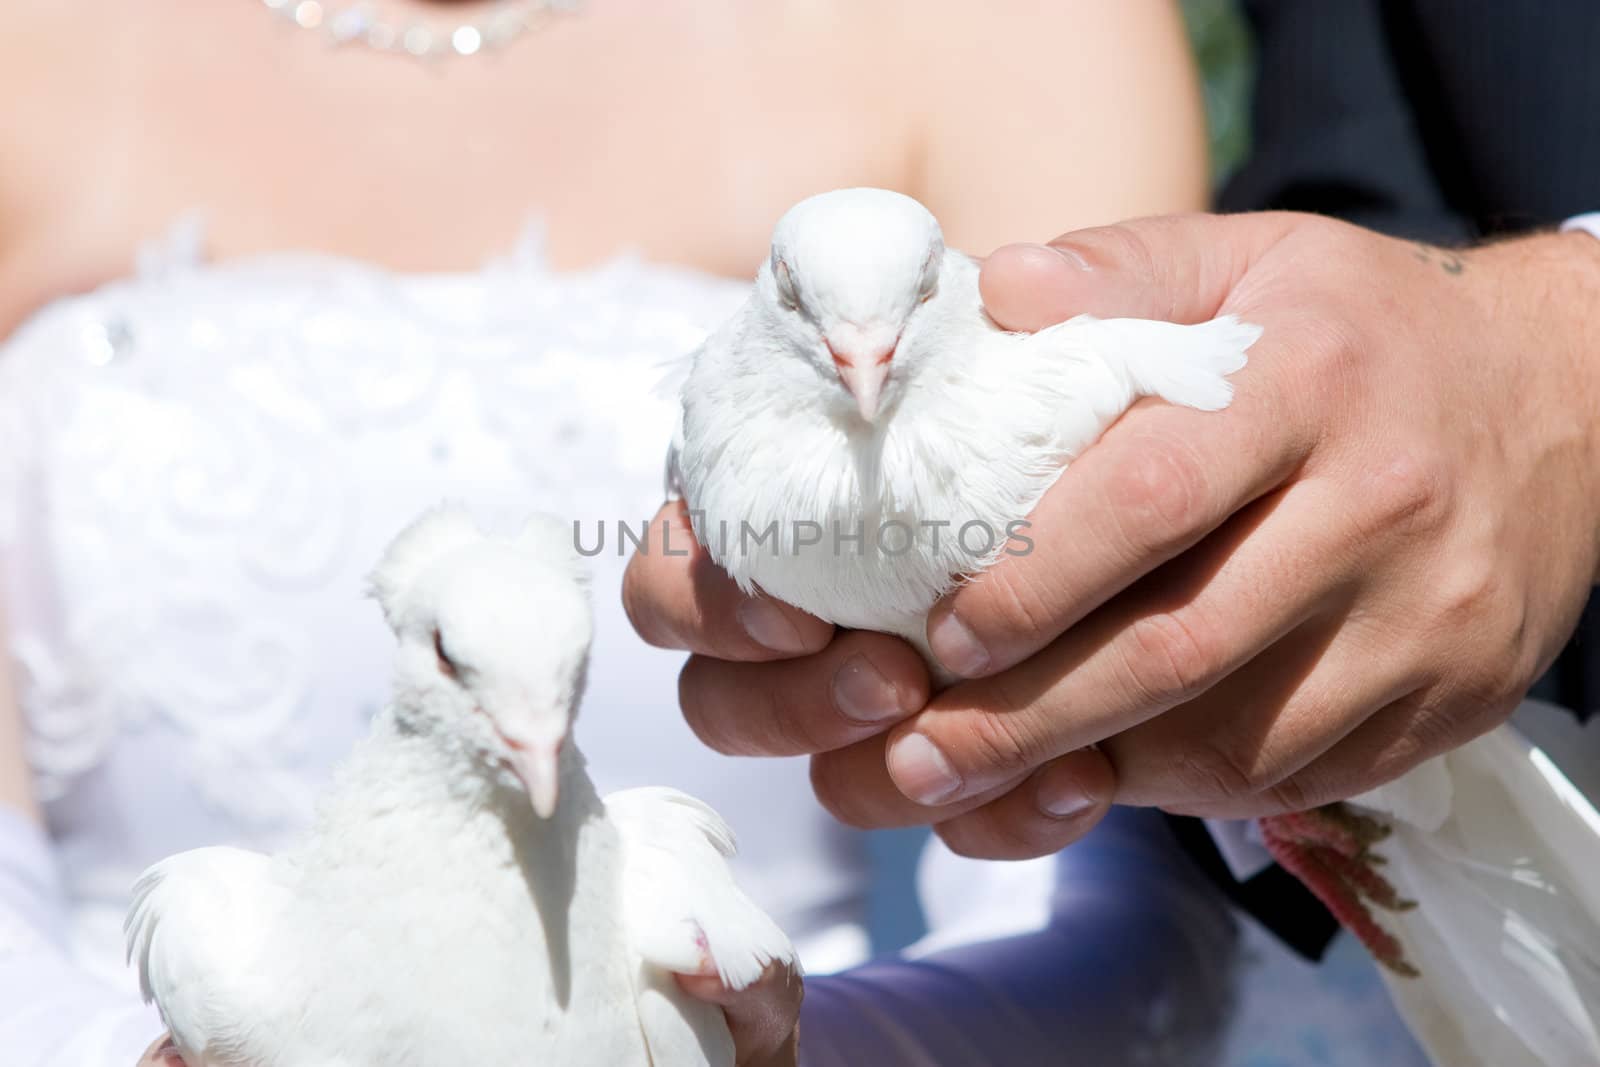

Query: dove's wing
left=607, top=787, right=795, bottom=1067
left=125, top=847, right=292, bottom=1065
left=607, top=787, right=796, bottom=987
left=1016, top=314, right=1258, bottom=460
left=1348, top=723, right=1600, bottom=1067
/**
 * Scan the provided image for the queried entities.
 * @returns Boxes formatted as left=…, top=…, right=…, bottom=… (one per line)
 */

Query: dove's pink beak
left=828, top=338, right=897, bottom=421
left=502, top=733, right=563, bottom=819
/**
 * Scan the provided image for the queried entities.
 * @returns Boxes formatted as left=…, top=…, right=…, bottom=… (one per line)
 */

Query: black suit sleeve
left=1218, top=0, right=1473, bottom=242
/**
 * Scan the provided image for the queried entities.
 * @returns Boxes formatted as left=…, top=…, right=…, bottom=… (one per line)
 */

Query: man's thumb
left=978, top=212, right=1297, bottom=331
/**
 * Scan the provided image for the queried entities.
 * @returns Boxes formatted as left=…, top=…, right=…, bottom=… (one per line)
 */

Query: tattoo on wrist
left=1413, top=243, right=1466, bottom=275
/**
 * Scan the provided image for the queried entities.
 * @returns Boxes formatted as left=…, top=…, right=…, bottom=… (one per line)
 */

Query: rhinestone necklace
left=259, top=0, right=582, bottom=61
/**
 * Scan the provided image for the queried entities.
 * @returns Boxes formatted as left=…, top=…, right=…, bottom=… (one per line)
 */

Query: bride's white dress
left=0, top=225, right=1427, bottom=1065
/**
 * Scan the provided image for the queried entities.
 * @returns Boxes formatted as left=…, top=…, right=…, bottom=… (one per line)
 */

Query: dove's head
left=763, top=187, right=945, bottom=423
left=369, top=504, right=592, bottom=818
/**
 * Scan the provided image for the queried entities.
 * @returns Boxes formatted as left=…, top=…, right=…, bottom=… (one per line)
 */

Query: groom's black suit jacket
left=1170, top=0, right=1600, bottom=960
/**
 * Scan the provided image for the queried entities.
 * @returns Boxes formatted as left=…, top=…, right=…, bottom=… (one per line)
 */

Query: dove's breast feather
left=677, top=279, right=1098, bottom=636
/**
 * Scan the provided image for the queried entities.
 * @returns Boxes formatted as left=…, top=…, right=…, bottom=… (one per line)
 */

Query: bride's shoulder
left=0, top=4, right=143, bottom=338
left=888, top=0, right=1208, bottom=254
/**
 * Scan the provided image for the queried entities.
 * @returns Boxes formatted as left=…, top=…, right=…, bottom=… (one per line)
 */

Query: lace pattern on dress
left=0, top=219, right=746, bottom=827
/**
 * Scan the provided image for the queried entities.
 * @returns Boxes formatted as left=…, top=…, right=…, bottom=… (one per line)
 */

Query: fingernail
left=833, top=655, right=907, bottom=725
left=888, top=732, right=962, bottom=805
left=1035, top=767, right=1097, bottom=819
left=929, top=611, right=990, bottom=677
left=738, top=598, right=810, bottom=654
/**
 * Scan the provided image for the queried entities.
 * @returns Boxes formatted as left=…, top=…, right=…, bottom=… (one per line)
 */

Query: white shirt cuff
left=1203, top=818, right=1274, bottom=882
left=1560, top=212, right=1600, bottom=240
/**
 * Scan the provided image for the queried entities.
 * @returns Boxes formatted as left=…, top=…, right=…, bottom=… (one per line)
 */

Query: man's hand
left=679, top=962, right=804, bottom=1066
left=137, top=1035, right=184, bottom=1066
left=900, top=213, right=1600, bottom=846
left=626, top=211, right=1600, bottom=859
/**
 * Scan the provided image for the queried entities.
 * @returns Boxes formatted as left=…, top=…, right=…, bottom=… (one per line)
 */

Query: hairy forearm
left=1483, top=231, right=1600, bottom=585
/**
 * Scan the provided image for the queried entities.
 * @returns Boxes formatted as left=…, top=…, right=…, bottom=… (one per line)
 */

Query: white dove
left=670, top=187, right=1600, bottom=1067
left=672, top=186, right=1259, bottom=680
left=124, top=505, right=794, bottom=1067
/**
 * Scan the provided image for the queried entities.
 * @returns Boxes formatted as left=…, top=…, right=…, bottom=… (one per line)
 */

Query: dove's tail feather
left=1071, top=314, right=1260, bottom=413
left=1348, top=721, right=1600, bottom=1067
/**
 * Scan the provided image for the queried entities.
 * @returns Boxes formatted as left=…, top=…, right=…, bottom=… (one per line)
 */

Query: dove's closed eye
left=773, top=257, right=801, bottom=311
left=434, top=630, right=460, bottom=681
left=917, top=250, right=939, bottom=302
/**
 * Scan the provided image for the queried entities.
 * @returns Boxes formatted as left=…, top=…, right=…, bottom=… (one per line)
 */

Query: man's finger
left=933, top=747, right=1115, bottom=860
left=925, top=319, right=1316, bottom=680
left=678, top=961, right=802, bottom=1066
left=978, top=211, right=1300, bottom=331
left=1103, top=609, right=1413, bottom=813
left=1161, top=688, right=1456, bottom=821
left=137, top=1036, right=185, bottom=1067
left=900, top=487, right=1350, bottom=806
left=809, top=734, right=1023, bottom=829
left=679, top=630, right=928, bottom=757
left=623, top=499, right=833, bottom=660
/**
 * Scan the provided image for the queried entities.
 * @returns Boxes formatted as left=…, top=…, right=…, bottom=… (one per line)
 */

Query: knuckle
left=952, top=706, right=1045, bottom=781
left=1171, top=736, right=1273, bottom=803
left=1306, top=309, right=1360, bottom=373
left=1432, top=553, right=1502, bottom=628
left=1288, top=217, right=1370, bottom=284
left=1103, top=435, right=1210, bottom=555
left=1261, top=770, right=1315, bottom=815
left=1122, top=609, right=1223, bottom=707
left=1084, top=222, right=1163, bottom=294
left=1268, top=297, right=1364, bottom=389
left=972, top=561, right=1060, bottom=645
left=1362, top=450, right=1453, bottom=539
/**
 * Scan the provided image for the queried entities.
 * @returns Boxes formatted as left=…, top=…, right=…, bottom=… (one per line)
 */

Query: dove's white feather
left=1350, top=724, right=1600, bottom=1067
left=609, top=786, right=797, bottom=990
left=608, top=786, right=799, bottom=1065
left=125, top=847, right=289, bottom=1065
left=127, top=506, right=790, bottom=1067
